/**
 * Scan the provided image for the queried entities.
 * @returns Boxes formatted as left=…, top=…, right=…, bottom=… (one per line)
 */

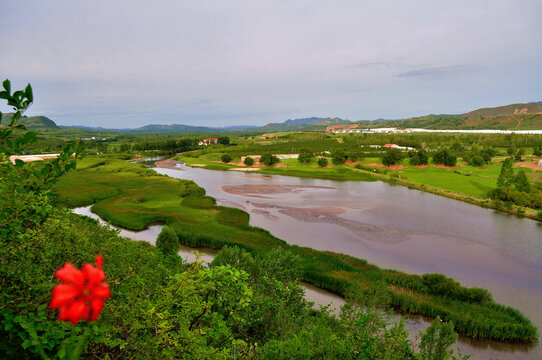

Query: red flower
left=50, top=255, right=111, bottom=324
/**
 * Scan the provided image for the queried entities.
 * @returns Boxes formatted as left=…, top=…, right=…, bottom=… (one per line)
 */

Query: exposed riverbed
left=154, top=161, right=542, bottom=360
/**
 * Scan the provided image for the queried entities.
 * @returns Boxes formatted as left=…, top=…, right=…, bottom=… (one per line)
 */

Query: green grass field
left=52, top=156, right=538, bottom=342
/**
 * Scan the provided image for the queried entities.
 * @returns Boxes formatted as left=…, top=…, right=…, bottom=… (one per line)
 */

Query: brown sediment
left=248, top=201, right=408, bottom=244
left=221, top=184, right=335, bottom=198
left=155, top=158, right=183, bottom=170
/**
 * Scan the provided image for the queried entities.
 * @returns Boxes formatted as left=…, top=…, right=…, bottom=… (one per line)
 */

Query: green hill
left=467, top=102, right=542, bottom=116
left=1, top=113, right=58, bottom=129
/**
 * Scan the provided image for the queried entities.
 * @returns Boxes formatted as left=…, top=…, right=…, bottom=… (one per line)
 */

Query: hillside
left=365, top=114, right=542, bottom=130
left=467, top=102, right=542, bottom=117
left=1, top=113, right=58, bottom=129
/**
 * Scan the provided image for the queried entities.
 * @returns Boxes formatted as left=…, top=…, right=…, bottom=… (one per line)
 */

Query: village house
left=198, top=138, right=218, bottom=146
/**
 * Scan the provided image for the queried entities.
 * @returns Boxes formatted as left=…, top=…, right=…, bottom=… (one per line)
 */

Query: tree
left=317, top=157, right=328, bottom=167
left=514, top=170, right=531, bottom=193
left=221, top=154, right=232, bottom=163
left=260, top=153, right=279, bottom=166
left=507, top=143, right=517, bottom=155
left=156, top=225, right=179, bottom=255
left=382, top=148, right=404, bottom=166
left=419, top=316, right=461, bottom=360
left=514, top=150, right=522, bottom=162
left=331, top=149, right=347, bottom=165
left=244, top=156, right=254, bottom=166
left=432, top=149, right=457, bottom=167
left=497, top=158, right=515, bottom=188
left=297, top=148, right=313, bottom=163
left=408, top=150, right=428, bottom=166
left=468, top=155, right=484, bottom=167
left=217, top=136, right=230, bottom=145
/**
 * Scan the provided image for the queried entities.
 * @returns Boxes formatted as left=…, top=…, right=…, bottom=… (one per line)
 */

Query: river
left=153, top=162, right=542, bottom=360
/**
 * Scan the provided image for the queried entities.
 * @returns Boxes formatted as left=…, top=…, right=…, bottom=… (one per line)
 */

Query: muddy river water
left=77, top=160, right=542, bottom=359
left=154, top=163, right=542, bottom=359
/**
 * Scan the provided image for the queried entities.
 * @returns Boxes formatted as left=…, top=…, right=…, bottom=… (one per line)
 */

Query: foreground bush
left=156, top=225, right=179, bottom=254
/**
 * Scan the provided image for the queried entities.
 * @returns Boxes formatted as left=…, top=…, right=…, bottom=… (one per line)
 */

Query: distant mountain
left=284, top=117, right=329, bottom=125
left=1, top=113, right=58, bottom=129
left=261, top=117, right=349, bottom=131
left=467, top=102, right=542, bottom=117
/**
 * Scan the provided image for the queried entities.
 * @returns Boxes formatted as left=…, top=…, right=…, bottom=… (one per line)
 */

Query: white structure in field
left=9, top=154, right=60, bottom=164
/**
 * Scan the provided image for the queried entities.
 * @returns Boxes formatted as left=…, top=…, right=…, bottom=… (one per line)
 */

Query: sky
left=1, top=0, right=541, bottom=128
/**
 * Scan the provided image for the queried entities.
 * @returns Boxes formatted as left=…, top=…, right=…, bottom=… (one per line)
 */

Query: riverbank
left=54, top=156, right=539, bottom=343
left=175, top=155, right=541, bottom=222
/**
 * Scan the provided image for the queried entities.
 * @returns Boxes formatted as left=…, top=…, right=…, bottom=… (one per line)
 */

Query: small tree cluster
left=382, top=148, right=404, bottom=166
left=331, top=149, right=347, bottom=165
left=408, top=150, right=428, bottom=166
left=221, top=154, right=232, bottom=163
left=432, top=149, right=457, bottom=167
left=260, top=153, right=279, bottom=166
left=217, top=136, right=230, bottom=145
left=297, top=148, right=314, bottom=163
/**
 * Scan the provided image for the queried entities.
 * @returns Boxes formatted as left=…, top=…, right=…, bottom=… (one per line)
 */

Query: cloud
left=396, top=65, right=479, bottom=79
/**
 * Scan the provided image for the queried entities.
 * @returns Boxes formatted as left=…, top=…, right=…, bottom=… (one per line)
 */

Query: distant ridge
left=467, top=102, right=542, bottom=117
left=11, top=100, right=542, bottom=134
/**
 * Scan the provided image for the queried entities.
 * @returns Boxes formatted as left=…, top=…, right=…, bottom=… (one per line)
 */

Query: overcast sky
left=1, top=0, right=541, bottom=128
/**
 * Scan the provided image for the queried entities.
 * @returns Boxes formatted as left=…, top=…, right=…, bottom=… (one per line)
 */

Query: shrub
left=468, top=155, right=485, bottom=167
left=260, top=153, right=279, bottom=166
left=156, top=225, right=179, bottom=254
left=331, top=149, right=347, bottom=165
left=221, top=154, right=232, bottom=163
left=317, top=157, right=328, bottom=167
left=409, top=150, right=428, bottom=166
left=432, top=149, right=457, bottom=166
left=298, top=148, right=314, bottom=163
left=244, top=156, right=254, bottom=166
left=382, top=148, right=404, bottom=166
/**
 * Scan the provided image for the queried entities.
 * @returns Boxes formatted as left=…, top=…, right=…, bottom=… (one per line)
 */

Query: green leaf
left=25, top=84, right=33, bottom=102
left=2, top=79, right=10, bottom=93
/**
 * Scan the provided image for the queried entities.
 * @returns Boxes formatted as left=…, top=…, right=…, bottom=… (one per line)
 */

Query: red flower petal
left=50, top=284, right=79, bottom=308
left=92, top=283, right=111, bottom=300
left=55, top=263, right=85, bottom=288
left=88, top=299, right=105, bottom=321
left=82, top=264, right=105, bottom=286
left=67, top=300, right=87, bottom=324
left=58, top=306, right=70, bottom=321
left=95, top=255, right=103, bottom=269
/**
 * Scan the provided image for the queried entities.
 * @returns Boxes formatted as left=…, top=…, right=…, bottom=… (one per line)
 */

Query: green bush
left=221, top=154, right=232, bottom=163
left=244, top=156, right=254, bottom=166
left=432, top=149, right=457, bottom=166
left=331, top=149, right=347, bottom=165
left=317, top=157, right=328, bottom=167
left=260, top=153, right=279, bottom=166
left=156, top=225, right=179, bottom=254
left=382, top=148, right=404, bottom=166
